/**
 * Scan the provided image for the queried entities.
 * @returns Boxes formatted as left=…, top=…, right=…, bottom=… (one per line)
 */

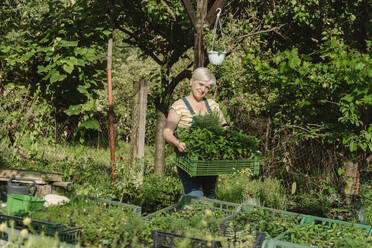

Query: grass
left=0, top=137, right=154, bottom=173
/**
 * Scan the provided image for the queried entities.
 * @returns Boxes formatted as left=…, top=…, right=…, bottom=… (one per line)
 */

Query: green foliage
left=142, top=200, right=244, bottom=247
left=359, top=183, right=372, bottom=225
left=216, top=176, right=288, bottom=210
left=242, top=178, right=288, bottom=210
left=190, top=111, right=224, bottom=135
left=285, top=222, right=372, bottom=247
left=215, top=170, right=254, bottom=203
left=0, top=84, right=55, bottom=154
left=177, top=112, right=260, bottom=160
left=229, top=207, right=302, bottom=238
left=203, top=27, right=228, bottom=53
left=120, top=172, right=183, bottom=214
left=289, top=184, right=343, bottom=218
left=0, top=0, right=108, bottom=140
left=243, top=37, right=372, bottom=154
left=29, top=197, right=145, bottom=247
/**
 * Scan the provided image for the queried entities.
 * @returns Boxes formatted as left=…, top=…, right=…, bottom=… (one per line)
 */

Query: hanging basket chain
left=211, top=8, right=222, bottom=51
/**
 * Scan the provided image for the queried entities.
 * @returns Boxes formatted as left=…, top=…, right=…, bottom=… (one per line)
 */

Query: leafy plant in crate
left=178, top=111, right=258, bottom=160
left=29, top=197, right=145, bottom=247
left=175, top=111, right=260, bottom=177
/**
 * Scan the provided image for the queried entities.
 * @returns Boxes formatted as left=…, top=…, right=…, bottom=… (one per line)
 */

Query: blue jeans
left=177, top=167, right=217, bottom=198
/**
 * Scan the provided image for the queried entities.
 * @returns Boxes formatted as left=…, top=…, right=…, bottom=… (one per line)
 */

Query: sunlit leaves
left=243, top=36, right=371, bottom=153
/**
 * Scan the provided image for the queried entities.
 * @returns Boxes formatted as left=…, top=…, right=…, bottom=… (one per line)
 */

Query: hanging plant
left=204, top=8, right=229, bottom=65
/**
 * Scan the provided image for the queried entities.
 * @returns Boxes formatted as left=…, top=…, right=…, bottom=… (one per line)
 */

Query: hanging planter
left=204, top=8, right=228, bottom=65
left=207, top=51, right=226, bottom=65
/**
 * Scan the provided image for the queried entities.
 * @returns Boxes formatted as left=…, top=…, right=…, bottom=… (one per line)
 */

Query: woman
left=163, top=67, right=226, bottom=198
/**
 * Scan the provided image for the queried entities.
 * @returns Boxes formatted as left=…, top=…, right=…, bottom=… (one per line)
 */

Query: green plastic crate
left=72, top=195, right=142, bottom=216
left=174, top=152, right=261, bottom=176
left=262, top=239, right=311, bottom=248
left=0, top=213, right=81, bottom=244
left=0, top=226, right=77, bottom=247
left=151, top=230, right=223, bottom=248
left=145, top=195, right=241, bottom=220
left=264, top=215, right=372, bottom=248
left=300, top=215, right=372, bottom=234
left=6, top=194, right=45, bottom=215
left=228, top=203, right=303, bottom=241
left=241, top=202, right=305, bottom=219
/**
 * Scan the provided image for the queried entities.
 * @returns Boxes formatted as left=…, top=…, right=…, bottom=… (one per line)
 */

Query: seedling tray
left=145, top=195, right=241, bottom=220
left=0, top=226, right=77, bottom=247
left=300, top=215, right=372, bottom=234
left=264, top=215, right=372, bottom=248
left=225, top=203, right=304, bottom=242
left=72, top=194, right=142, bottom=216
left=151, top=230, right=222, bottom=248
left=174, top=152, right=260, bottom=176
left=240, top=202, right=305, bottom=219
left=0, top=213, right=81, bottom=243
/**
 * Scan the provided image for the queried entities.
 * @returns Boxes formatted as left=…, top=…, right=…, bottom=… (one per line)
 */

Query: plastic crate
left=262, top=239, right=311, bottom=248
left=145, top=195, right=241, bottom=220
left=151, top=230, right=222, bottom=248
left=72, top=195, right=142, bottom=216
left=6, top=194, right=45, bottom=215
left=264, top=215, right=372, bottom=248
left=0, top=213, right=81, bottom=243
left=218, top=222, right=267, bottom=248
left=0, top=226, right=77, bottom=247
left=230, top=203, right=304, bottom=241
left=240, top=202, right=305, bottom=219
left=300, top=215, right=372, bottom=234
left=174, top=152, right=260, bottom=176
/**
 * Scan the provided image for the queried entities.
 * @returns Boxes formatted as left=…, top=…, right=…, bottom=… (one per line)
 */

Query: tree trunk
left=154, top=110, right=166, bottom=174
left=194, top=0, right=207, bottom=69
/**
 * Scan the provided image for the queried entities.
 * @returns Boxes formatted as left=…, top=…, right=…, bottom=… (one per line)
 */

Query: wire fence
left=1, top=107, right=369, bottom=195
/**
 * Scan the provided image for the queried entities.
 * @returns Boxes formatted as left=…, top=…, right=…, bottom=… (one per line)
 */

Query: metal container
left=7, top=177, right=36, bottom=196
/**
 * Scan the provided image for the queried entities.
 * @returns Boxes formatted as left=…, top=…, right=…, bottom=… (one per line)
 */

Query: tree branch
left=206, top=0, right=229, bottom=26
left=116, top=26, right=164, bottom=65
left=181, top=0, right=197, bottom=30
left=160, top=64, right=193, bottom=114
left=161, top=0, right=176, bottom=21
left=227, top=24, right=285, bottom=55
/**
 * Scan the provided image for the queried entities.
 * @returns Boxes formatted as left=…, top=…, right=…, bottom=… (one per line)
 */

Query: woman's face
left=190, top=79, right=213, bottom=101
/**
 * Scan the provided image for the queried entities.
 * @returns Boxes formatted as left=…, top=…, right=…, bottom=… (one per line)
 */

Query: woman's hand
left=176, top=141, right=186, bottom=153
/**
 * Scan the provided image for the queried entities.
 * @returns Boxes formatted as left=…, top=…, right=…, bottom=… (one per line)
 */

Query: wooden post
left=107, top=38, right=115, bottom=173
left=130, top=79, right=148, bottom=183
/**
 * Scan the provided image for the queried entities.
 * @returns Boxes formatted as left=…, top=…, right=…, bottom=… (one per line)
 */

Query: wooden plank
left=0, top=177, right=46, bottom=185
left=51, top=181, right=72, bottom=187
left=0, top=169, right=64, bottom=182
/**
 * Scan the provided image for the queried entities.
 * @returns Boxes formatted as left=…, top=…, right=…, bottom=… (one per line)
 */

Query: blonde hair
left=191, top=67, right=216, bottom=86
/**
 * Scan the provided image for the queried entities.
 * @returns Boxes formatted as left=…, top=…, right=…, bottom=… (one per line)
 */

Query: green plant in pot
left=204, top=18, right=229, bottom=65
left=204, top=26, right=228, bottom=65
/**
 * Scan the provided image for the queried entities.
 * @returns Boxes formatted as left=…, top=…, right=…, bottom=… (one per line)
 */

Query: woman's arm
left=163, top=108, right=187, bottom=152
